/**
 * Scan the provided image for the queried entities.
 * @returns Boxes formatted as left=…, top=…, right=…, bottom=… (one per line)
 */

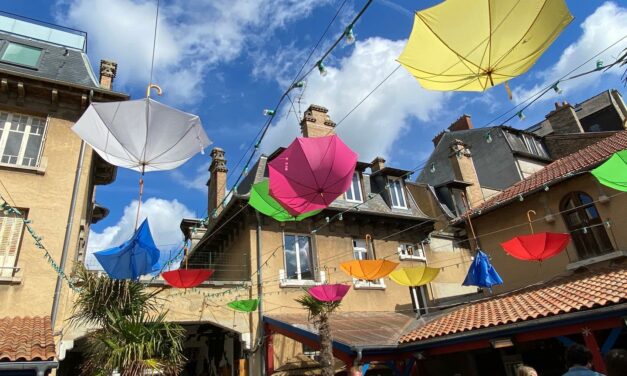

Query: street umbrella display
left=249, top=180, right=321, bottom=221
left=462, top=249, right=503, bottom=289
left=94, top=219, right=160, bottom=280
left=227, top=299, right=259, bottom=312
left=398, top=0, right=573, bottom=92
left=161, top=245, right=214, bottom=288
left=389, top=265, right=439, bottom=287
left=501, top=210, right=570, bottom=262
left=591, top=150, right=627, bottom=192
left=268, top=135, right=358, bottom=215
left=340, top=260, right=398, bottom=281
left=308, top=284, right=351, bottom=302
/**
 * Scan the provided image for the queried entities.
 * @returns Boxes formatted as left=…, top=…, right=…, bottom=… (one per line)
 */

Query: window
left=0, top=212, right=25, bottom=277
left=0, top=111, right=47, bottom=167
left=282, top=234, right=314, bottom=282
left=398, top=243, right=426, bottom=261
left=410, top=286, right=428, bottom=316
left=1, top=42, right=42, bottom=68
left=352, top=238, right=385, bottom=289
left=560, top=192, right=613, bottom=260
left=388, top=177, right=407, bottom=209
left=344, top=172, right=363, bottom=202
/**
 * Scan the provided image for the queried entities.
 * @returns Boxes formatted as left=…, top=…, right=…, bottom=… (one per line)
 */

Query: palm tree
left=72, top=265, right=186, bottom=376
left=295, top=294, right=342, bottom=376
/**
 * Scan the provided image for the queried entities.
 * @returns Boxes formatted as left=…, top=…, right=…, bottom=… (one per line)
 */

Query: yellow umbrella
left=398, top=0, right=573, bottom=92
left=389, top=265, right=439, bottom=287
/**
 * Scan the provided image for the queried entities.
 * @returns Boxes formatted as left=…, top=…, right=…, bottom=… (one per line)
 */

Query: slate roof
left=399, top=266, right=627, bottom=344
left=0, top=316, right=56, bottom=361
left=467, top=130, right=627, bottom=218
left=0, top=30, right=100, bottom=89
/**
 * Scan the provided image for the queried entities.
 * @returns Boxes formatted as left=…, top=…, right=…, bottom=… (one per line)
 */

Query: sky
left=2, top=0, right=625, bottom=260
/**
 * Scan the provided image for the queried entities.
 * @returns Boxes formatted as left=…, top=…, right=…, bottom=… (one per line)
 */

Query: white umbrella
left=72, top=87, right=211, bottom=173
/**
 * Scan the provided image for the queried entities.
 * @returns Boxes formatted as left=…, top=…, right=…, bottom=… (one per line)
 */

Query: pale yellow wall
left=515, top=157, right=547, bottom=179
left=426, top=235, right=476, bottom=300
left=470, top=174, right=626, bottom=294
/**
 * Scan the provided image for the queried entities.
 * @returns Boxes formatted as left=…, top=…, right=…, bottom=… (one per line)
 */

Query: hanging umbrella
left=268, top=135, right=358, bottom=215
left=398, top=0, right=573, bottom=92
left=591, top=150, right=627, bottom=192
left=94, top=219, right=160, bottom=280
left=389, top=265, right=439, bottom=287
left=162, top=269, right=214, bottom=288
left=308, top=284, right=351, bottom=302
left=340, top=260, right=398, bottom=281
left=227, top=299, right=259, bottom=312
left=249, top=180, right=321, bottom=221
left=501, top=210, right=570, bottom=261
left=462, top=249, right=503, bottom=289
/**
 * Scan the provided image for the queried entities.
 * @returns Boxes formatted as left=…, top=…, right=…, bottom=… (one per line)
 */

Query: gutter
left=255, top=210, right=265, bottom=376
left=0, top=361, right=58, bottom=376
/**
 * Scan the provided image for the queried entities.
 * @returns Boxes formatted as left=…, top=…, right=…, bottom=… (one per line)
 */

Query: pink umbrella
left=268, top=135, right=358, bottom=215
left=308, top=284, right=351, bottom=302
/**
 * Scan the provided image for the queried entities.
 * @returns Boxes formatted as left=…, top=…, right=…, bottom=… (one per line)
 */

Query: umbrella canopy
left=501, top=232, right=570, bottom=261
left=308, top=284, right=351, bottom=302
left=591, top=150, right=627, bottom=192
left=398, top=0, right=573, bottom=91
left=94, top=219, right=160, bottom=280
left=389, top=265, right=439, bottom=287
left=72, top=98, right=211, bottom=172
left=268, top=135, right=358, bottom=215
left=249, top=180, right=321, bottom=221
left=162, top=269, right=214, bottom=288
left=227, top=299, right=259, bottom=313
left=272, top=354, right=346, bottom=375
left=340, top=260, right=398, bottom=281
left=462, top=250, right=503, bottom=289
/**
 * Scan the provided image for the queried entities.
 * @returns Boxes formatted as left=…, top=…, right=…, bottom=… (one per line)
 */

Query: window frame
left=344, top=172, right=363, bottom=203
left=388, top=177, right=408, bottom=209
left=398, top=242, right=427, bottom=261
left=0, top=41, right=43, bottom=70
left=352, top=237, right=385, bottom=289
left=0, top=209, right=27, bottom=279
left=280, top=233, right=316, bottom=286
left=0, top=111, right=48, bottom=169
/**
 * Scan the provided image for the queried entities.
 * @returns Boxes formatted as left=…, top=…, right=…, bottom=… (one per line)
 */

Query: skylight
left=1, top=42, right=42, bottom=68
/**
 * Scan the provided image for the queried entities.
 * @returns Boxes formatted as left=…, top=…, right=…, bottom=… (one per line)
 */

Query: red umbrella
left=501, top=210, right=570, bottom=262
left=268, top=135, right=357, bottom=215
left=308, top=284, right=351, bottom=302
left=162, top=269, right=214, bottom=288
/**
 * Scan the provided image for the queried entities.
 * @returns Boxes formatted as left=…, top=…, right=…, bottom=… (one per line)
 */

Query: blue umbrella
left=94, top=219, right=160, bottom=280
left=462, top=249, right=503, bottom=290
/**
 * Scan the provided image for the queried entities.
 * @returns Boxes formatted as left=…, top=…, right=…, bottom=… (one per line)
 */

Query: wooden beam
left=582, top=327, right=606, bottom=374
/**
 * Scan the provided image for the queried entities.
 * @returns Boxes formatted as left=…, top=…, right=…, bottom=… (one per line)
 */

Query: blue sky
left=2, top=0, right=625, bottom=254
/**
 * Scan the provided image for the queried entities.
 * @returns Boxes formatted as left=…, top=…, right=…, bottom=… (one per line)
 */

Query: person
left=518, top=365, right=538, bottom=376
left=562, top=344, right=605, bottom=376
left=604, top=349, right=627, bottom=376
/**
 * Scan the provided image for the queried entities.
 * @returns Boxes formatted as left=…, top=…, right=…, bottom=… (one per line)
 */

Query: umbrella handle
left=527, top=210, right=537, bottom=234
left=146, top=84, right=163, bottom=98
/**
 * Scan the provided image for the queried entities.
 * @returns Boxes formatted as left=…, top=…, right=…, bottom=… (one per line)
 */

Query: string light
left=292, top=81, right=306, bottom=89
left=344, top=25, right=355, bottom=44
left=596, top=60, right=603, bottom=70
left=485, top=131, right=493, bottom=143
left=430, top=163, right=436, bottom=173
left=317, top=60, right=328, bottom=77
left=552, top=83, right=563, bottom=94
left=516, top=111, right=526, bottom=121
left=263, top=109, right=276, bottom=116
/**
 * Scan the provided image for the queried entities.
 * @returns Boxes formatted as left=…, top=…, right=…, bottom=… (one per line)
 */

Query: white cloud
left=261, top=37, right=449, bottom=161
left=170, top=162, right=210, bottom=192
left=54, top=0, right=331, bottom=105
left=86, top=198, right=195, bottom=268
left=513, top=2, right=627, bottom=103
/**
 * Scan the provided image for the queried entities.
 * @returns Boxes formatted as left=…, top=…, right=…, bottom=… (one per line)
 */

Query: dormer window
left=344, top=172, right=363, bottom=202
left=1, top=42, right=42, bottom=69
left=388, top=177, right=407, bottom=209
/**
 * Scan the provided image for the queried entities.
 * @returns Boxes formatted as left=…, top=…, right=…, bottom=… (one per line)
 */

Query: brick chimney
left=449, top=139, right=483, bottom=208
left=432, top=130, right=447, bottom=148
left=300, top=104, right=336, bottom=138
left=448, top=114, right=474, bottom=132
left=545, top=101, right=583, bottom=134
left=370, top=156, right=386, bottom=173
left=207, top=147, right=228, bottom=217
left=99, top=60, right=117, bottom=90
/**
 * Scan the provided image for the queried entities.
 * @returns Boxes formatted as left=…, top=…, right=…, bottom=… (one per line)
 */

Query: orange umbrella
left=340, top=260, right=398, bottom=281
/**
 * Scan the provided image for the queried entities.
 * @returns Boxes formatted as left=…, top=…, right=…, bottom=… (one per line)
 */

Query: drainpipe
left=51, top=140, right=86, bottom=328
left=255, top=210, right=266, bottom=376
left=353, top=348, right=363, bottom=376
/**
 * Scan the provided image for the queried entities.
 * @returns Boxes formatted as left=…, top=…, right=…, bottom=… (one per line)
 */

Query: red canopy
left=162, top=269, right=214, bottom=288
left=501, top=232, right=570, bottom=262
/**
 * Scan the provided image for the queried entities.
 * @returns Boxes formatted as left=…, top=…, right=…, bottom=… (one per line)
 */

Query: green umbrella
left=227, top=299, right=259, bottom=312
left=249, top=180, right=321, bottom=221
left=591, top=150, right=627, bottom=192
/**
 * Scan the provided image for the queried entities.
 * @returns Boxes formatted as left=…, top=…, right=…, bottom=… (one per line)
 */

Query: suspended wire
left=148, top=0, right=161, bottom=86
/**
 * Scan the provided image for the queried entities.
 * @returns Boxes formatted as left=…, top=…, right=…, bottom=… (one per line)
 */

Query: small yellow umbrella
left=389, top=265, right=439, bottom=287
left=398, top=0, right=573, bottom=92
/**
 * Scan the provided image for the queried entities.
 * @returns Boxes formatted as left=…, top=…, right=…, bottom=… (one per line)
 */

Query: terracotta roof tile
left=399, top=267, right=627, bottom=344
left=469, top=131, right=627, bottom=216
left=0, top=316, right=55, bottom=362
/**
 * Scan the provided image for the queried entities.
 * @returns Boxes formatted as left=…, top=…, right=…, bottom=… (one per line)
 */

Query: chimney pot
left=448, top=114, right=474, bottom=132
left=208, top=147, right=228, bottom=217
left=545, top=100, right=583, bottom=135
left=370, top=156, right=386, bottom=173
left=99, top=60, right=117, bottom=90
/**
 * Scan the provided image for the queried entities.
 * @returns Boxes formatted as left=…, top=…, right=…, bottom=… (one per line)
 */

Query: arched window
left=560, top=192, right=613, bottom=260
